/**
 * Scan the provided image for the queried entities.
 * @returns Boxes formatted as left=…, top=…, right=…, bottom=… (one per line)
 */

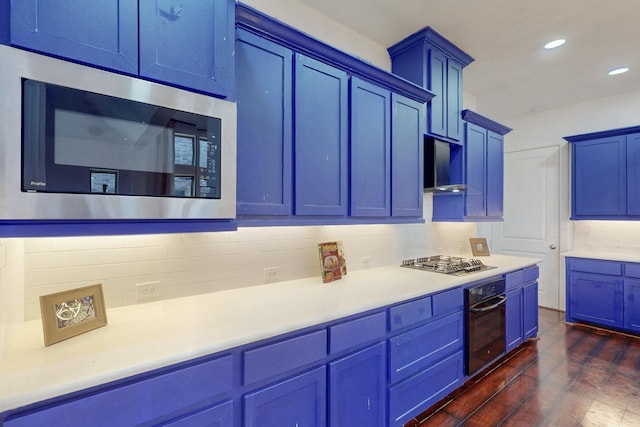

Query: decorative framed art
left=39, top=284, right=108, bottom=346
left=469, top=238, right=490, bottom=256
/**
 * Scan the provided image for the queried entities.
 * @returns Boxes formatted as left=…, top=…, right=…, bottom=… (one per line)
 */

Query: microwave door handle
left=470, top=295, right=507, bottom=313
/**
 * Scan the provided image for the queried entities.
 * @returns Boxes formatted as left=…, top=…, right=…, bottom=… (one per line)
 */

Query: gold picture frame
left=469, top=238, right=490, bottom=256
left=39, top=284, right=108, bottom=346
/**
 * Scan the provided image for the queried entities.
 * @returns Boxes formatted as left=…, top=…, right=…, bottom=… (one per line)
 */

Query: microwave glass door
left=22, top=79, right=222, bottom=199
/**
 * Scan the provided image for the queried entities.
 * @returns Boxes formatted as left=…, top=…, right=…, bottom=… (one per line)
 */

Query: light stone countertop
left=562, top=249, right=640, bottom=263
left=0, top=254, right=540, bottom=413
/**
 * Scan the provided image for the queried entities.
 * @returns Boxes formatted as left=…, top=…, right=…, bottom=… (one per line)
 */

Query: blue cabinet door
left=572, top=135, right=626, bottom=217
left=446, top=60, right=463, bottom=141
left=486, top=131, right=504, bottom=218
left=244, top=367, right=327, bottom=427
left=391, top=94, right=426, bottom=217
left=350, top=78, right=391, bottom=217
left=328, top=343, right=386, bottom=427
left=464, top=123, right=487, bottom=217
left=506, top=288, right=523, bottom=352
left=627, top=133, right=640, bottom=215
left=9, top=0, right=138, bottom=74
left=624, top=279, right=640, bottom=333
left=523, top=281, right=539, bottom=339
left=235, top=30, right=293, bottom=216
left=568, top=272, right=623, bottom=328
left=427, top=48, right=447, bottom=139
left=294, top=54, right=349, bottom=216
left=139, top=0, right=234, bottom=98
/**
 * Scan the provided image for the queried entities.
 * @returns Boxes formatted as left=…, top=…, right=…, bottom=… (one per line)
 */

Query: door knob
left=549, top=244, right=557, bottom=250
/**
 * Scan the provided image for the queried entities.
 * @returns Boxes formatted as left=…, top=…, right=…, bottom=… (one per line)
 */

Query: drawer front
left=388, top=351, right=463, bottom=427
left=625, top=263, right=640, bottom=278
left=523, top=265, right=540, bottom=283
left=505, top=270, right=524, bottom=290
left=388, top=311, right=463, bottom=384
left=329, top=311, right=386, bottom=354
left=163, top=400, right=233, bottom=427
left=389, top=296, right=433, bottom=331
left=568, top=258, right=622, bottom=275
left=432, top=287, right=463, bottom=317
left=244, top=330, right=327, bottom=385
left=4, top=355, right=233, bottom=427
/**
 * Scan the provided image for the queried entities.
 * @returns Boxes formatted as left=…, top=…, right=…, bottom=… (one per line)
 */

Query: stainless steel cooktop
left=400, top=255, right=496, bottom=276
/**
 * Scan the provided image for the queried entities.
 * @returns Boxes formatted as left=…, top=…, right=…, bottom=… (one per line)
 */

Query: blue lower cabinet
left=162, top=400, right=233, bottom=427
left=388, top=351, right=463, bottom=427
left=3, top=355, right=233, bottom=427
left=624, top=279, right=640, bottom=333
left=523, top=282, right=539, bottom=339
left=506, top=288, right=524, bottom=352
left=328, top=343, right=386, bottom=427
left=244, top=367, right=327, bottom=427
left=568, top=271, right=623, bottom=328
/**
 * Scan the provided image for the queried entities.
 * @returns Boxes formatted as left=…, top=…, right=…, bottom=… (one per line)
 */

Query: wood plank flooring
left=405, top=308, right=640, bottom=427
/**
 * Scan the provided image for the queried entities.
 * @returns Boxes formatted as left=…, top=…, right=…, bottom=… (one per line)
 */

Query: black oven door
left=466, top=294, right=506, bottom=376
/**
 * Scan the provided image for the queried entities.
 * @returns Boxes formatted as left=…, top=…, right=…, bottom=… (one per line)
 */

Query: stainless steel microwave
left=0, top=45, right=236, bottom=220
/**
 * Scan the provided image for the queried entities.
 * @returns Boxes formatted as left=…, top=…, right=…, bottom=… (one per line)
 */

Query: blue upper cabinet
left=5, top=0, right=234, bottom=98
left=294, top=54, right=349, bottom=216
left=388, top=27, right=473, bottom=143
left=350, top=78, right=391, bottom=217
left=432, top=110, right=511, bottom=221
left=8, top=0, right=138, bottom=74
left=391, top=94, right=426, bottom=217
left=566, top=128, right=640, bottom=219
left=139, top=0, right=235, bottom=98
left=235, top=30, right=293, bottom=216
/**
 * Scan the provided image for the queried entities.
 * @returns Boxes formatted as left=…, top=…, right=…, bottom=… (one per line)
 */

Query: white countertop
left=562, top=249, right=640, bottom=263
left=0, top=254, right=539, bottom=413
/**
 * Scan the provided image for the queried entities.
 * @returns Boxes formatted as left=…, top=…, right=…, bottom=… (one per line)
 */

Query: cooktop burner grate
left=401, top=255, right=496, bottom=276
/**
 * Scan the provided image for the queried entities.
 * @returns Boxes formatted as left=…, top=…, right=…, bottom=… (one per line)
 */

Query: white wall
left=494, top=87, right=640, bottom=257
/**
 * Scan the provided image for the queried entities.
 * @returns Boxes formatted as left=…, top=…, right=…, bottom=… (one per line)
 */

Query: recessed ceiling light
left=608, top=67, right=629, bottom=76
left=544, top=39, right=566, bottom=49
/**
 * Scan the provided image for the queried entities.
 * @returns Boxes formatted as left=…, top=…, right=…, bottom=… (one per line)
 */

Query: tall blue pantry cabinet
left=5, top=0, right=235, bottom=98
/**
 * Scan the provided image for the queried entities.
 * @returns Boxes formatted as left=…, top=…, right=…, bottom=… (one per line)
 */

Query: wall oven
left=0, top=45, right=236, bottom=220
left=465, top=278, right=506, bottom=376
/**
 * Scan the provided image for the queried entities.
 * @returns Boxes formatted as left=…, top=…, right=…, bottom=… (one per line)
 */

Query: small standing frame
left=39, top=284, right=108, bottom=346
left=469, top=238, right=490, bottom=256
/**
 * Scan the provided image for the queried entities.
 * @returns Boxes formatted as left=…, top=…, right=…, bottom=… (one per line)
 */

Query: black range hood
left=423, top=138, right=466, bottom=193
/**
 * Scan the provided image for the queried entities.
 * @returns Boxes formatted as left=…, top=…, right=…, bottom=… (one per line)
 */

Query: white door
left=489, top=145, right=561, bottom=309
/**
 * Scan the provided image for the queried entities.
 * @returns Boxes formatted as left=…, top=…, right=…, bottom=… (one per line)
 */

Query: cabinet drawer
left=329, top=311, right=386, bottom=354
left=568, top=258, right=622, bottom=275
left=625, top=263, right=640, bottom=278
left=388, top=312, right=463, bottom=384
left=243, top=330, right=327, bottom=385
left=388, top=351, right=463, bottom=427
left=4, top=355, right=233, bottom=427
left=163, top=400, right=233, bottom=427
left=505, top=270, right=524, bottom=290
left=389, top=296, right=433, bottom=331
left=523, top=265, right=540, bottom=283
left=432, top=287, right=463, bottom=317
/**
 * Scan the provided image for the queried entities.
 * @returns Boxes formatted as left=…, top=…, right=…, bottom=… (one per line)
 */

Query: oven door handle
left=470, top=295, right=507, bottom=313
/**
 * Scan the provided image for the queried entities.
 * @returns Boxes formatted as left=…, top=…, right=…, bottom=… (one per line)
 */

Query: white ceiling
left=298, top=0, right=640, bottom=123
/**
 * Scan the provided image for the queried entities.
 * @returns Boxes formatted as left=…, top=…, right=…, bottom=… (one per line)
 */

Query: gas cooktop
left=400, top=255, right=496, bottom=276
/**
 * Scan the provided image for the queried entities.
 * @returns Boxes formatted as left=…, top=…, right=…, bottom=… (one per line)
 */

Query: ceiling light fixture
left=544, top=39, right=566, bottom=49
left=608, top=67, right=629, bottom=76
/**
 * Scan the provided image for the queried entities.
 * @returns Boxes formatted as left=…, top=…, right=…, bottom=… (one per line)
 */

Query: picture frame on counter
left=39, top=283, right=108, bottom=346
left=469, top=238, right=490, bottom=256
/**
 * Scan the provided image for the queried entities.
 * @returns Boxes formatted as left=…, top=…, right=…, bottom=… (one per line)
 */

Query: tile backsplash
left=0, top=197, right=479, bottom=323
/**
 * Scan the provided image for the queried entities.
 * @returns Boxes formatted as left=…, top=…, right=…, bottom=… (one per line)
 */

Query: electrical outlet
left=264, top=267, right=279, bottom=283
left=136, top=281, right=159, bottom=301
left=361, top=256, right=370, bottom=269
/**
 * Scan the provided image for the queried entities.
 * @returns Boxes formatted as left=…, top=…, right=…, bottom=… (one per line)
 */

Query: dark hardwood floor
left=405, top=308, right=640, bottom=427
